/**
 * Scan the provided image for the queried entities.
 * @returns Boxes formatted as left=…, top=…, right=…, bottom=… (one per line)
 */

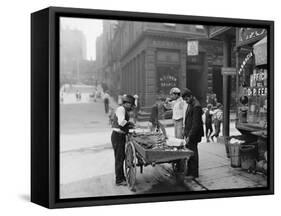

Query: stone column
left=180, top=49, right=187, bottom=89
left=222, top=36, right=232, bottom=137
left=144, top=47, right=156, bottom=107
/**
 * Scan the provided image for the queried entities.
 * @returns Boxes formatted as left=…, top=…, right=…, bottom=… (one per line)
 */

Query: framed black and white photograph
left=31, top=6, right=274, bottom=208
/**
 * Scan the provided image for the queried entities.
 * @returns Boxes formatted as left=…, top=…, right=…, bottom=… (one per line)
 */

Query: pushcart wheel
left=173, top=159, right=188, bottom=183
left=125, top=141, right=137, bottom=191
left=172, top=162, right=177, bottom=173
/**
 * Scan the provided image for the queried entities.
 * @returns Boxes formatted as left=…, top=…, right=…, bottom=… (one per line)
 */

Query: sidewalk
left=182, top=138, right=267, bottom=190
left=60, top=126, right=267, bottom=198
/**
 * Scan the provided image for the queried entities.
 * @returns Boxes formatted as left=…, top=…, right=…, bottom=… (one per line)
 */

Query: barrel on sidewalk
left=240, top=145, right=256, bottom=170
left=229, top=142, right=241, bottom=167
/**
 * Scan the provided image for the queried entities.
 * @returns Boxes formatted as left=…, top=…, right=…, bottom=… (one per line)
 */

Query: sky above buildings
left=60, top=17, right=103, bottom=60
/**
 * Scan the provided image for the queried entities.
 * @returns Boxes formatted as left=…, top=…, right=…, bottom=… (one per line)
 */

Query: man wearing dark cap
left=182, top=88, right=204, bottom=179
left=111, top=95, right=135, bottom=186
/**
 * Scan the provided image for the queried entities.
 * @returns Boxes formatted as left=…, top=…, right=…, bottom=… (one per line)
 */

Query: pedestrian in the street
left=164, top=87, right=188, bottom=139
left=182, top=88, right=204, bottom=179
left=103, top=91, right=110, bottom=114
left=205, top=104, right=213, bottom=142
left=111, top=95, right=135, bottom=186
left=93, top=88, right=98, bottom=102
left=76, top=90, right=81, bottom=101
left=149, top=96, right=168, bottom=139
left=211, top=103, right=223, bottom=142
left=133, top=94, right=140, bottom=123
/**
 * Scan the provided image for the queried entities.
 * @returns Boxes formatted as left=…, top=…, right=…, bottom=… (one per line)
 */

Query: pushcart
left=124, top=131, right=194, bottom=191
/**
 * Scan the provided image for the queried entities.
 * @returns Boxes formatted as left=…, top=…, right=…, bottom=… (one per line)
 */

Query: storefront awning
left=253, top=36, right=267, bottom=66
left=236, top=28, right=267, bottom=47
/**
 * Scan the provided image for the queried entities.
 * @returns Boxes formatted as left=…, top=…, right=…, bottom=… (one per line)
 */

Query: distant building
left=60, top=27, right=87, bottom=85
left=95, top=34, right=103, bottom=82
left=78, top=60, right=96, bottom=85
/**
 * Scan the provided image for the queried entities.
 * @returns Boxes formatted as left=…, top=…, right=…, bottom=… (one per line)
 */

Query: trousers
left=174, top=118, right=184, bottom=173
left=186, top=140, right=199, bottom=177
left=205, top=123, right=213, bottom=138
left=111, top=131, right=126, bottom=183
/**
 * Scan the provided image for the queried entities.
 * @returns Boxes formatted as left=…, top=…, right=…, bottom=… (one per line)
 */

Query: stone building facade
left=112, top=22, right=208, bottom=108
left=97, top=21, right=225, bottom=108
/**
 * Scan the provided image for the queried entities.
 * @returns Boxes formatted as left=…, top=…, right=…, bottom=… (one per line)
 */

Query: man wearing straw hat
left=164, top=87, right=187, bottom=139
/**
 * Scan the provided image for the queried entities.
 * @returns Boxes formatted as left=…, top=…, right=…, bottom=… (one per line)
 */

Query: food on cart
left=131, top=132, right=166, bottom=149
left=166, top=137, right=186, bottom=147
left=130, top=132, right=189, bottom=152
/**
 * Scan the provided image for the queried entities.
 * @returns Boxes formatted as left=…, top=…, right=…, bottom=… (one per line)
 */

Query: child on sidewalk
left=205, top=104, right=213, bottom=142
left=211, top=103, right=223, bottom=142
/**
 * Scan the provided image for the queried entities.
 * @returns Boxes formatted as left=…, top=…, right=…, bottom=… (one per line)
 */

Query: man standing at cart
left=182, top=88, right=204, bottom=179
left=164, top=87, right=187, bottom=174
left=111, top=95, right=135, bottom=186
left=164, top=87, right=187, bottom=139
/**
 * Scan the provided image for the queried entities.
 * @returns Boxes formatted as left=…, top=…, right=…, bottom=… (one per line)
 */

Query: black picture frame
left=31, top=6, right=274, bottom=208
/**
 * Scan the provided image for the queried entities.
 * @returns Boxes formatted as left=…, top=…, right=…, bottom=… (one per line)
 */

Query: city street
left=60, top=93, right=266, bottom=199
left=60, top=95, right=193, bottom=198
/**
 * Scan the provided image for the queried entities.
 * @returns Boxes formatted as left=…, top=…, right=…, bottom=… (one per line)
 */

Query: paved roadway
left=59, top=93, right=242, bottom=199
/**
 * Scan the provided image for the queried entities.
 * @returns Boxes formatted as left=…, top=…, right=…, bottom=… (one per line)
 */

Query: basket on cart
left=124, top=131, right=193, bottom=191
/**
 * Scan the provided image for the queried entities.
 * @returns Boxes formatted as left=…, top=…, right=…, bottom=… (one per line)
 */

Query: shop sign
left=187, top=40, right=199, bottom=56
left=253, top=36, right=267, bottom=66
left=221, top=67, right=236, bottom=76
left=237, top=28, right=267, bottom=47
left=246, top=87, right=267, bottom=96
left=159, top=75, right=178, bottom=88
left=238, top=52, right=253, bottom=75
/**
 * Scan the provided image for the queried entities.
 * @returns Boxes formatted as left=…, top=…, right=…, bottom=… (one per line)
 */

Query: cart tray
left=132, top=140, right=193, bottom=164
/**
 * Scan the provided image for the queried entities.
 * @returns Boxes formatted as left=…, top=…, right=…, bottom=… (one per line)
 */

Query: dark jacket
left=149, top=104, right=159, bottom=125
left=184, top=98, right=204, bottom=142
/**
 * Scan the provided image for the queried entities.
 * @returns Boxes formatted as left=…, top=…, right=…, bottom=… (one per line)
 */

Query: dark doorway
left=186, top=53, right=205, bottom=104
left=212, top=66, right=223, bottom=103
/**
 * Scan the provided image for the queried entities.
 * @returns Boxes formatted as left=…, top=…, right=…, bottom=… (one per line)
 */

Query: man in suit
left=182, top=88, right=204, bottom=179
